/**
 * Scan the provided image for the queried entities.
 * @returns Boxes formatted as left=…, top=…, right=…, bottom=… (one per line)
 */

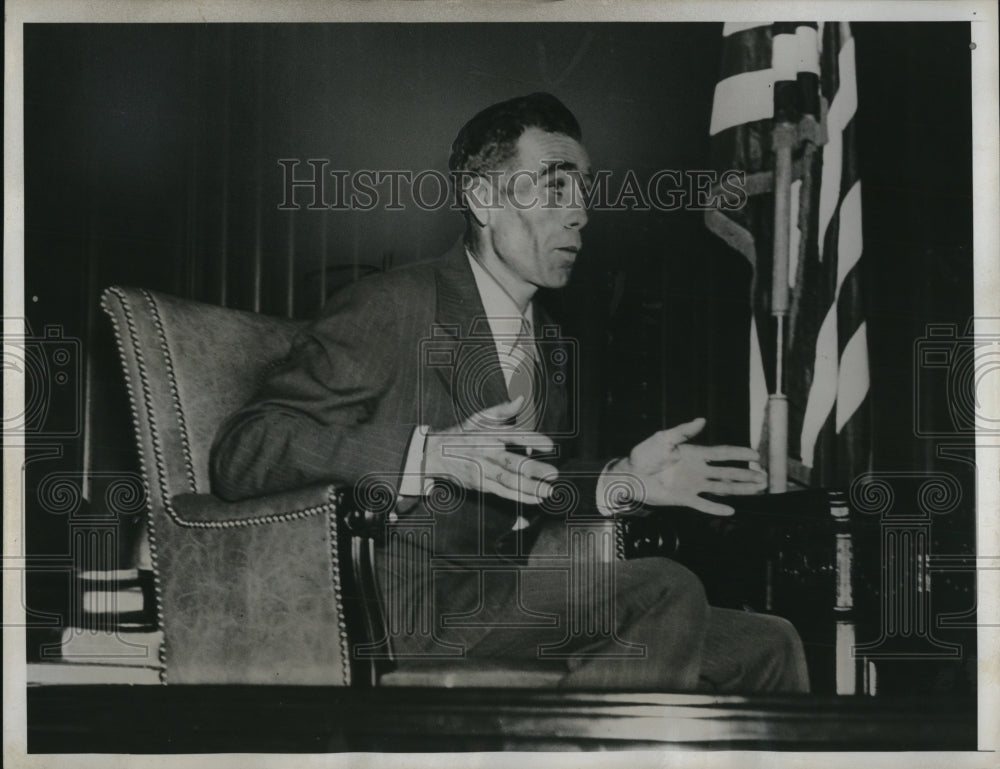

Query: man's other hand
left=424, top=396, right=558, bottom=505
left=615, top=417, right=766, bottom=516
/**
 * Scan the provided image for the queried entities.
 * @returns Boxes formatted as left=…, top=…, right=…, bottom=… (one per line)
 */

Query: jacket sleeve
left=210, top=280, right=415, bottom=501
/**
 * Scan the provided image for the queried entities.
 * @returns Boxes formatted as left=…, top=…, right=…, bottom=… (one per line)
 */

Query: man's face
left=485, top=127, right=591, bottom=292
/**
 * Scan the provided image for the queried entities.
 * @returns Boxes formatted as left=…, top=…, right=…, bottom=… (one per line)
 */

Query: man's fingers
left=500, top=453, right=558, bottom=482
left=485, top=483, right=546, bottom=505
left=481, top=477, right=548, bottom=506
left=688, top=495, right=735, bottom=517
left=702, top=479, right=767, bottom=497
left=466, top=396, right=525, bottom=428
left=484, top=460, right=555, bottom=499
left=657, top=417, right=707, bottom=448
left=503, top=430, right=556, bottom=454
left=700, top=445, right=760, bottom=463
left=704, top=465, right=768, bottom=484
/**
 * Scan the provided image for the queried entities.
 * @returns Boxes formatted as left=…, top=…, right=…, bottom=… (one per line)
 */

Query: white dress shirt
left=467, top=253, right=536, bottom=392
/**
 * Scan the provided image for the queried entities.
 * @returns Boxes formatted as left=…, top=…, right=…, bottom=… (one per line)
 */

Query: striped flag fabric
left=706, top=21, right=871, bottom=488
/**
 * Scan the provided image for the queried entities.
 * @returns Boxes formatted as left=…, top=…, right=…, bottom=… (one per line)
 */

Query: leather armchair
left=102, top=287, right=353, bottom=684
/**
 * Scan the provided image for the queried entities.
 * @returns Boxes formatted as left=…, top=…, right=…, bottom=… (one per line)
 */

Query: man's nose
left=565, top=193, right=588, bottom=229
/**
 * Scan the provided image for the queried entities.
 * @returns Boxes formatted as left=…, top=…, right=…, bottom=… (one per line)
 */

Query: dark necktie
left=507, top=317, right=540, bottom=431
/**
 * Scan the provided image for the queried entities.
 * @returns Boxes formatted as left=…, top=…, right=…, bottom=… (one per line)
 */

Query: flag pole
left=768, top=121, right=795, bottom=493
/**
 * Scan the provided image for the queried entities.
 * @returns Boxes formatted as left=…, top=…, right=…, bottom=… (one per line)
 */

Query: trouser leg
left=483, top=556, right=809, bottom=693
left=546, top=570, right=810, bottom=693
left=697, top=607, right=811, bottom=694
left=552, top=557, right=710, bottom=690
left=458, top=555, right=711, bottom=691
left=377, top=539, right=808, bottom=694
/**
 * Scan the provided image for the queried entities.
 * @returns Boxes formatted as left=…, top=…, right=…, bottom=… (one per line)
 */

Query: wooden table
left=27, top=685, right=977, bottom=752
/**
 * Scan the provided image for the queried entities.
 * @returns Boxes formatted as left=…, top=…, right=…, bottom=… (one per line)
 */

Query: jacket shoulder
left=311, top=257, right=441, bottom=329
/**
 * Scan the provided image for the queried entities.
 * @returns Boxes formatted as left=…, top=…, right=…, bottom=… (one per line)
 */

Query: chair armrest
left=152, top=486, right=353, bottom=685
left=173, top=483, right=391, bottom=538
left=172, top=483, right=340, bottom=525
left=618, top=515, right=681, bottom=560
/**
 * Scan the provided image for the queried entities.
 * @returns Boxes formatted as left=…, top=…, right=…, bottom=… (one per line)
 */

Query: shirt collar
left=466, top=250, right=533, bottom=338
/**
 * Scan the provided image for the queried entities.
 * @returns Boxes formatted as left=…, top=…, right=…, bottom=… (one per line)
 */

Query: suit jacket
left=211, top=241, right=606, bottom=632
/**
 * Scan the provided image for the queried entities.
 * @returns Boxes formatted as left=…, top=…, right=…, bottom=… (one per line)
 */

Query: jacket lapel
left=431, top=241, right=509, bottom=422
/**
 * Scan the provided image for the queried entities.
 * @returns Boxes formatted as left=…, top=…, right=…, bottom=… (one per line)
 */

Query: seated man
left=211, top=92, right=809, bottom=693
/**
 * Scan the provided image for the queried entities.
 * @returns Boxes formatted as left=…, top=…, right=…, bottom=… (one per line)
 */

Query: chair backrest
left=100, top=287, right=301, bottom=506
left=101, top=287, right=359, bottom=685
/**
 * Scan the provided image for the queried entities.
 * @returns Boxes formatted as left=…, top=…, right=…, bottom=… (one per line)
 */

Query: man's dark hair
left=448, top=92, right=581, bottom=176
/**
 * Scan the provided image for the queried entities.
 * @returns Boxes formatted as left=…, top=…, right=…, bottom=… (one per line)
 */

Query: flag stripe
left=796, top=25, right=821, bottom=75
left=836, top=321, right=869, bottom=431
left=719, top=26, right=774, bottom=80
left=835, top=181, right=863, bottom=290
left=772, top=26, right=820, bottom=79
left=800, top=304, right=839, bottom=467
left=800, top=180, right=863, bottom=462
left=818, top=37, right=858, bottom=256
left=817, top=130, right=842, bottom=259
left=828, top=37, right=858, bottom=127
left=723, top=22, right=770, bottom=37
left=710, top=69, right=776, bottom=135
left=837, top=260, right=866, bottom=355
left=799, top=27, right=868, bottom=471
left=772, top=31, right=800, bottom=80
left=749, top=315, right=768, bottom=449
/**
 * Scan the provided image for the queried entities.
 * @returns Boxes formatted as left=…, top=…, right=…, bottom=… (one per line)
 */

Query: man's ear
left=464, top=174, right=494, bottom=229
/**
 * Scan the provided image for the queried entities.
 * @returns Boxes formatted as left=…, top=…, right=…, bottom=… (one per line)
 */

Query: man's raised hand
left=614, top=417, right=766, bottom=516
left=423, top=396, right=558, bottom=505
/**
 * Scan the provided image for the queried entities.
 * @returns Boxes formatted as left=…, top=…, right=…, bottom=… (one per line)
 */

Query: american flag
left=706, top=21, right=871, bottom=488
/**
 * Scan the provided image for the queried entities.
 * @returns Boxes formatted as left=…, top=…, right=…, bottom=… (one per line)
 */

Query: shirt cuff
left=398, top=425, right=430, bottom=498
left=595, top=458, right=643, bottom=517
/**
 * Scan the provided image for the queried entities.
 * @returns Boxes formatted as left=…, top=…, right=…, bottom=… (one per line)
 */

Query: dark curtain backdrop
left=23, top=22, right=974, bottom=625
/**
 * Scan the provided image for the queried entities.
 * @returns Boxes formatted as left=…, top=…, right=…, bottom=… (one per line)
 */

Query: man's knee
left=618, top=557, right=709, bottom=625
left=757, top=614, right=810, bottom=693
left=763, top=615, right=805, bottom=655
left=662, top=560, right=708, bottom=622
